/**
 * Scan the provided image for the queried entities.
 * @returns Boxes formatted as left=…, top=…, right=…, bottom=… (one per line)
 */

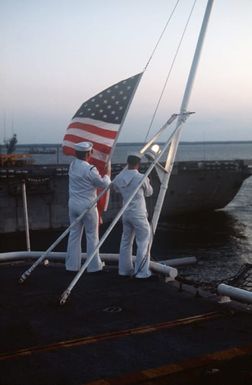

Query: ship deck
left=1, top=260, right=252, bottom=385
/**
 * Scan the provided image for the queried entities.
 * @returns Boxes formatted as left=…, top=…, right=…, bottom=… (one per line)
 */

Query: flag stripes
left=62, top=72, right=142, bottom=219
left=62, top=73, right=142, bottom=168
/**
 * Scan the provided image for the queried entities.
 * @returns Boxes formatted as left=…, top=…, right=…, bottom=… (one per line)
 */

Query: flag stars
left=71, top=73, right=140, bottom=124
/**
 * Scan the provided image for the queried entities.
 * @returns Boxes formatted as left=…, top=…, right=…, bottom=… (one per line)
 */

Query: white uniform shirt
left=113, top=169, right=153, bottom=217
left=69, top=159, right=110, bottom=205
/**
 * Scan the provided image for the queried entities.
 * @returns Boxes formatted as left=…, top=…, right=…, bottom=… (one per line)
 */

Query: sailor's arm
left=89, top=166, right=111, bottom=188
left=143, top=177, right=153, bottom=197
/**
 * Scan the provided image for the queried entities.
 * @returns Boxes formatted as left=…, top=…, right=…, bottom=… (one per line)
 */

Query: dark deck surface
left=1, top=261, right=252, bottom=385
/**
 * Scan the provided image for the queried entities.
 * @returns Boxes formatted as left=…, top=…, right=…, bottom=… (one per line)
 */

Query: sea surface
left=12, top=141, right=252, bottom=164
left=2, top=142, right=252, bottom=288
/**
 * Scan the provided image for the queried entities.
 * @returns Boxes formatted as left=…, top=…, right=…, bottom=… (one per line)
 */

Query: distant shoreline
left=7, top=140, right=252, bottom=147
left=179, top=140, right=252, bottom=145
left=117, top=141, right=252, bottom=145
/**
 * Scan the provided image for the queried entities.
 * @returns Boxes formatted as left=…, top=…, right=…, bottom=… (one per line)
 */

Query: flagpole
left=149, top=0, right=214, bottom=243
left=165, top=0, right=214, bottom=171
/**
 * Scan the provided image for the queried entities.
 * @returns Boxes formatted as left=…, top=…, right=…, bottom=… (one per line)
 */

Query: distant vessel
left=0, top=159, right=251, bottom=234
left=28, top=146, right=56, bottom=154
left=0, top=153, right=33, bottom=167
left=0, top=134, right=33, bottom=167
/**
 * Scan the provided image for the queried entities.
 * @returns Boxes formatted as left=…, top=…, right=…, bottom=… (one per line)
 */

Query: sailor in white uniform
left=113, top=153, right=153, bottom=278
left=66, top=142, right=111, bottom=272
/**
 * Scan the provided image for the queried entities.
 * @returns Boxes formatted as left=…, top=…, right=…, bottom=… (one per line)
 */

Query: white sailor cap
left=74, top=142, right=93, bottom=152
left=127, top=151, right=142, bottom=160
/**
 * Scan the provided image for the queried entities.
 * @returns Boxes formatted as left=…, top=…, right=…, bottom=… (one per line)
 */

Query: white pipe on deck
left=218, top=283, right=252, bottom=304
left=160, top=257, right=197, bottom=266
left=0, top=251, right=177, bottom=278
left=150, top=261, right=177, bottom=278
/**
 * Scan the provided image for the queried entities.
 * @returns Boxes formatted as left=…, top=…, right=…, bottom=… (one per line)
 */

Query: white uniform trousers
left=119, top=214, right=151, bottom=278
left=66, top=203, right=103, bottom=272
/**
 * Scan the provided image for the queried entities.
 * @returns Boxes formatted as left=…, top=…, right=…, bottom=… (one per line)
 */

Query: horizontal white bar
left=218, top=283, right=252, bottom=304
left=0, top=251, right=177, bottom=278
left=160, top=257, right=197, bottom=266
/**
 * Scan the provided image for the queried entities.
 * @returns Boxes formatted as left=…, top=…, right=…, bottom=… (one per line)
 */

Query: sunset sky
left=1, top=0, right=252, bottom=144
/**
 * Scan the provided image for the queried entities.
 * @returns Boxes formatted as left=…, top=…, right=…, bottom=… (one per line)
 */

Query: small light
left=151, top=144, right=160, bottom=154
left=144, top=143, right=161, bottom=161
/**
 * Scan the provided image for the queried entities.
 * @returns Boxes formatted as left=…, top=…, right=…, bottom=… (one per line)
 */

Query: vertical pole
left=150, top=0, right=214, bottom=238
left=56, top=145, right=60, bottom=164
left=165, top=0, right=214, bottom=170
left=22, top=180, right=31, bottom=251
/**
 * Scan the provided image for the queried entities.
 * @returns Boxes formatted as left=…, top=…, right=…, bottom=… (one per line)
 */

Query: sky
left=1, top=0, right=252, bottom=144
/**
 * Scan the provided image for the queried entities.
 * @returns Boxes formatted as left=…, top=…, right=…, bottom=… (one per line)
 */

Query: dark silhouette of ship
left=0, top=158, right=251, bottom=233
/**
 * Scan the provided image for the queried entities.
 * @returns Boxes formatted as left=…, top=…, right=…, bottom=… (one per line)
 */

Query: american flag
left=62, top=72, right=142, bottom=171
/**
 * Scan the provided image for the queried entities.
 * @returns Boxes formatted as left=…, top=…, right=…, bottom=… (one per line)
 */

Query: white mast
left=150, top=0, right=214, bottom=240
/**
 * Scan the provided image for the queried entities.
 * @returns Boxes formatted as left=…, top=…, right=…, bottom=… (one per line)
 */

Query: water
left=152, top=177, right=252, bottom=286
left=1, top=142, right=252, bottom=286
left=10, top=141, right=252, bottom=164
left=151, top=144, right=252, bottom=285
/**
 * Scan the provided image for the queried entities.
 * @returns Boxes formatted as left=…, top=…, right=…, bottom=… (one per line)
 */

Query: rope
left=144, top=0, right=181, bottom=71
left=225, top=263, right=252, bottom=289
left=177, top=263, right=252, bottom=293
left=144, top=0, right=198, bottom=142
